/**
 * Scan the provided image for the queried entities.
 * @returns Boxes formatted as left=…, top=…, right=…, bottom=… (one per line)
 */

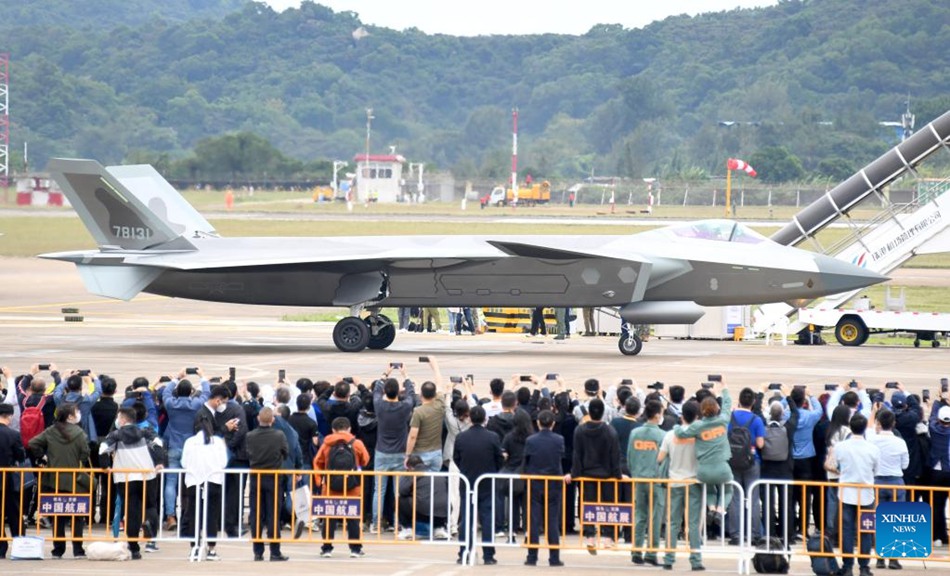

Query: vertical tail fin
left=48, top=158, right=194, bottom=251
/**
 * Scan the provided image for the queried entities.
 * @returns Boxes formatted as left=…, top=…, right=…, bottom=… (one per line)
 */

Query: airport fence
left=3, top=467, right=950, bottom=571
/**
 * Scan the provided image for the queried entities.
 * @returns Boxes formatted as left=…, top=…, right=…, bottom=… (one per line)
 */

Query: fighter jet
left=41, top=159, right=886, bottom=355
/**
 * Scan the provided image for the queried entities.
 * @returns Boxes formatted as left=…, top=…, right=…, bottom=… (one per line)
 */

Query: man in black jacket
left=487, top=391, right=517, bottom=442
left=318, top=380, right=362, bottom=436
left=453, top=405, right=503, bottom=565
left=523, top=410, right=565, bottom=567
left=892, top=390, right=925, bottom=487
left=567, top=398, right=621, bottom=549
left=0, top=403, right=25, bottom=559
left=246, top=407, right=289, bottom=561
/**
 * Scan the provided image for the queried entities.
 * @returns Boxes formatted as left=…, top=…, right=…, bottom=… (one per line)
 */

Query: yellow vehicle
left=312, top=185, right=334, bottom=202
left=480, top=181, right=551, bottom=207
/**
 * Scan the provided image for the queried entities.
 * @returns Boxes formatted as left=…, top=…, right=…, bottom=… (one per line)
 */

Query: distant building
left=354, top=153, right=405, bottom=203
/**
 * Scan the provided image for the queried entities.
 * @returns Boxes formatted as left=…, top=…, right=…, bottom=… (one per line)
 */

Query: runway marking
left=0, top=295, right=164, bottom=312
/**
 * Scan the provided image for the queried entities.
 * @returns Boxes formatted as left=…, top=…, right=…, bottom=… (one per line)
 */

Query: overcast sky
left=262, top=0, right=779, bottom=36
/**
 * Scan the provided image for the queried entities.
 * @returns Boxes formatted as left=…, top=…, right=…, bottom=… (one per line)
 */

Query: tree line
left=3, top=0, right=950, bottom=184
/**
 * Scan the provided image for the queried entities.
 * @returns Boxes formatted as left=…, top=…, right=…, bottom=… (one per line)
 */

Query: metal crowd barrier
left=747, top=479, right=950, bottom=575
left=469, top=474, right=745, bottom=569
left=8, top=466, right=950, bottom=571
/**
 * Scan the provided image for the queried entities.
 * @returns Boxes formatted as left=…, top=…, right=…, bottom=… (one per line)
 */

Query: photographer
left=160, top=367, right=211, bottom=531
left=370, top=364, right=417, bottom=533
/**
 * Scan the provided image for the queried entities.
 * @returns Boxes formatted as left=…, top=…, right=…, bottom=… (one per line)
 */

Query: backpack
left=728, top=413, right=755, bottom=472
left=327, top=438, right=359, bottom=492
left=807, top=534, right=839, bottom=576
left=762, top=422, right=790, bottom=462
left=21, top=395, right=47, bottom=449
left=752, top=537, right=790, bottom=574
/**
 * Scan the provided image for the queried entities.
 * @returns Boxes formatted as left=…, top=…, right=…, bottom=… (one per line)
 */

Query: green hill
left=3, top=0, right=950, bottom=181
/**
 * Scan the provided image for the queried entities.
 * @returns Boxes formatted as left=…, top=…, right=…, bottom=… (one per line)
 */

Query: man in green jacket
left=627, top=399, right=667, bottom=566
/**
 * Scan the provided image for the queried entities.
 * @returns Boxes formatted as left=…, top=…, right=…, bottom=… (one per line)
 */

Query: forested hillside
left=3, top=0, right=950, bottom=182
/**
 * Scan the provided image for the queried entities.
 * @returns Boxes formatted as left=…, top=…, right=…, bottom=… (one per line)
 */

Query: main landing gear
left=332, top=311, right=395, bottom=353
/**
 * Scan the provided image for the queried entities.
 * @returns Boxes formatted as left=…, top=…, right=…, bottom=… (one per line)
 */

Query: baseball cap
left=939, top=406, right=950, bottom=423
left=583, top=379, right=600, bottom=395
left=891, top=392, right=907, bottom=409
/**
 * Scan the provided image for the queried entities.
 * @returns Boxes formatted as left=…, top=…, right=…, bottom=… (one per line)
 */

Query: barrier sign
left=581, top=503, right=633, bottom=525
left=39, top=495, right=91, bottom=516
left=312, top=497, right=361, bottom=519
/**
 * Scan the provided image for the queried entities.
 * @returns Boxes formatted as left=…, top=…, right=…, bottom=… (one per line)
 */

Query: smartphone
left=450, top=376, right=463, bottom=384
left=824, top=383, right=837, bottom=391
left=186, top=367, right=198, bottom=375
left=278, top=369, right=286, bottom=382
left=418, top=356, right=429, bottom=363
left=547, top=373, right=559, bottom=381
left=708, top=374, right=722, bottom=382
left=390, top=362, right=403, bottom=369
left=793, top=385, right=805, bottom=390
left=942, top=378, right=949, bottom=393
left=848, top=380, right=858, bottom=388
left=923, top=389, right=931, bottom=402
left=519, top=375, right=532, bottom=382
left=768, top=383, right=783, bottom=390
left=701, top=382, right=714, bottom=389
left=38, top=364, right=50, bottom=371
left=466, top=374, right=474, bottom=382
left=78, top=369, right=91, bottom=376
left=885, top=382, right=899, bottom=389
left=228, top=367, right=236, bottom=381
left=159, top=375, right=172, bottom=383
left=620, top=378, right=633, bottom=386
left=649, top=382, right=665, bottom=390
left=868, top=388, right=881, bottom=398
left=343, top=376, right=354, bottom=383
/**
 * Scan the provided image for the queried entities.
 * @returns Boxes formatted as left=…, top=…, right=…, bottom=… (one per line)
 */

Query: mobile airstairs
left=750, top=108, right=950, bottom=343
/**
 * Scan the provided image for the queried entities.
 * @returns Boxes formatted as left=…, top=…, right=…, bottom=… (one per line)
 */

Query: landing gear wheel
left=366, top=314, right=396, bottom=350
left=618, top=333, right=643, bottom=356
left=333, top=317, right=370, bottom=352
left=933, top=340, right=941, bottom=348
left=914, top=339, right=921, bottom=348
left=834, top=318, right=867, bottom=347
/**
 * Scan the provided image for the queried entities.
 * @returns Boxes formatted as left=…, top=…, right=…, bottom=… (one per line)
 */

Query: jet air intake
left=619, top=301, right=706, bottom=325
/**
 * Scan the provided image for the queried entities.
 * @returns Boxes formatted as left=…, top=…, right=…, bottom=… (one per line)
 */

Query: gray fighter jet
left=41, top=158, right=886, bottom=355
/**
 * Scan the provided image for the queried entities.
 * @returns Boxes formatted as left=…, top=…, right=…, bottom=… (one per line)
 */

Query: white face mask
left=69, top=412, right=81, bottom=424
left=216, top=402, right=227, bottom=414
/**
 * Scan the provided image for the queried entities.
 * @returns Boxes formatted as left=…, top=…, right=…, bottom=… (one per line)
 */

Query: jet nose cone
left=813, top=254, right=889, bottom=293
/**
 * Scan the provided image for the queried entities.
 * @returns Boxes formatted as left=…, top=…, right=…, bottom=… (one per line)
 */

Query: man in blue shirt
left=161, top=370, right=211, bottom=531
left=781, top=385, right=823, bottom=539
left=727, top=387, right=765, bottom=544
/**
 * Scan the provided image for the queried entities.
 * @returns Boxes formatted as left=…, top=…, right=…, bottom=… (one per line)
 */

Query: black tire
left=333, top=317, right=370, bottom=352
left=933, top=340, right=941, bottom=348
left=914, top=339, right=921, bottom=348
left=366, top=314, right=396, bottom=350
left=618, top=334, right=643, bottom=356
left=834, top=317, right=867, bottom=347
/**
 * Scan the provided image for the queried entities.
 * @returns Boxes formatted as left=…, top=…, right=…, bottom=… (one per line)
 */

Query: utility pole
left=0, top=53, right=9, bottom=189
left=332, top=160, right=347, bottom=198
left=363, top=107, right=374, bottom=202
left=511, top=108, right=518, bottom=206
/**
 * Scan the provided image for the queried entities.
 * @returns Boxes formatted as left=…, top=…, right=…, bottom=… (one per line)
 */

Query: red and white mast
left=511, top=107, right=518, bottom=205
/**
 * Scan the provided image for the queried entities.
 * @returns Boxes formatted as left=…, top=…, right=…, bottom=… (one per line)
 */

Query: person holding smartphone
left=369, top=363, right=417, bottom=533
left=405, top=357, right=446, bottom=472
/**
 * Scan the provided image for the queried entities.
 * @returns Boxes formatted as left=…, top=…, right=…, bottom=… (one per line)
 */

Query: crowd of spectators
left=0, top=362, right=947, bottom=572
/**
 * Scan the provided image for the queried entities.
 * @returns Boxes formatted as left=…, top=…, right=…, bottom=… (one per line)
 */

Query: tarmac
left=1, top=256, right=948, bottom=574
